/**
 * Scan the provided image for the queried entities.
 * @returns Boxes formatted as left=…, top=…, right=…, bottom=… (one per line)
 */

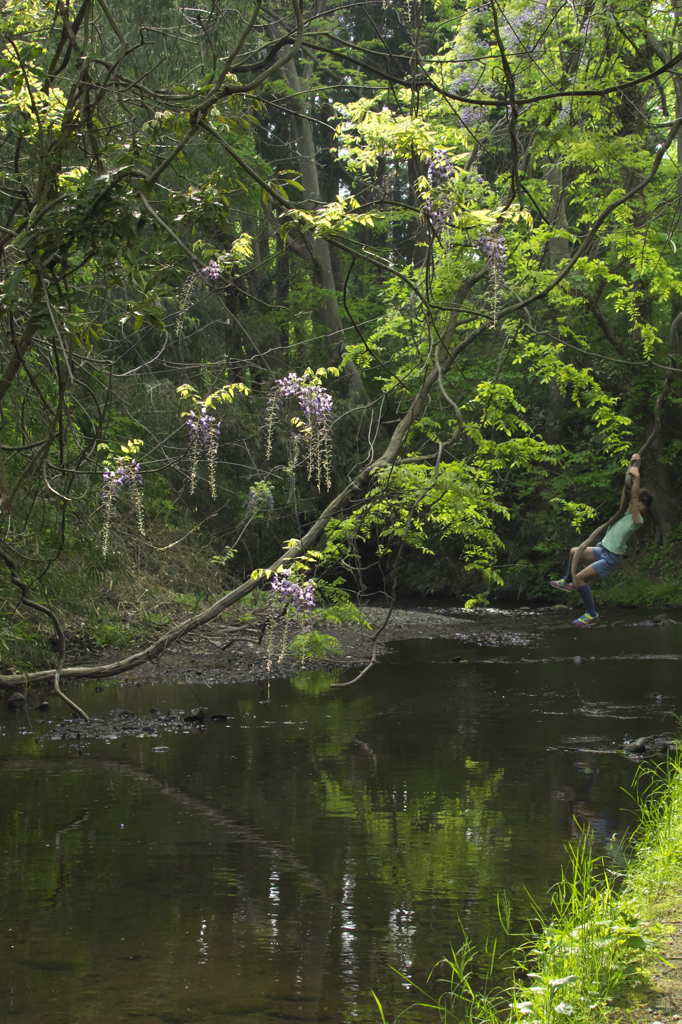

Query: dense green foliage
left=1, top=0, right=682, bottom=672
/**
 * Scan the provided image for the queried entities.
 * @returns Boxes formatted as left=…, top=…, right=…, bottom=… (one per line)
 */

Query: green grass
left=377, top=757, right=682, bottom=1024
left=595, top=571, right=682, bottom=609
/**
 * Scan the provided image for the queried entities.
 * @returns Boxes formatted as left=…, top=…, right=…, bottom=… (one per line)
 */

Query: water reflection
left=1, top=622, right=680, bottom=1023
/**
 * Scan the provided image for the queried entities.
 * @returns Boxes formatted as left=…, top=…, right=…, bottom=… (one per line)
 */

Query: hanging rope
left=569, top=309, right=682, bottom=586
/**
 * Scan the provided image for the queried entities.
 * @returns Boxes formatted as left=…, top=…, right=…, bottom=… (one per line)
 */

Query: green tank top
left=602, top=510, right=643, bottom=556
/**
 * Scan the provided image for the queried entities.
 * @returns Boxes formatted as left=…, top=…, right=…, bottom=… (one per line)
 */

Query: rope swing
left=569, top=309, right=682, bottom=586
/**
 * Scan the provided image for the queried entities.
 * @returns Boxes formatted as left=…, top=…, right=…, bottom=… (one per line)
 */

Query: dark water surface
left=2, top=610, right=682, bottom=1024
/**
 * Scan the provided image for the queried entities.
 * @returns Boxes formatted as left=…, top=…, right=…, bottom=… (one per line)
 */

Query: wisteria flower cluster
left=265, top=371, right=333, bottom=489
left=449, top=69, right=483, bottom=94
left=459, top=106, right=487, bottom=128
left=478, top=229, right=507, bottom=323
left=245, top=481, right=275, bottom=518
left=424, top=149, right=460, bottom=231
left=376, top=169, right=399, bottom=198
left=176, top=260, right=223, bottom=338
left=101, top=459, right=145, bottom=556
left=187, top=406, right=220, bottom=498
left=265, top=569, right=316, bottom=670
left=428, top=149, right=457, bottom=186
left=499, top=0, right=549, bottom=48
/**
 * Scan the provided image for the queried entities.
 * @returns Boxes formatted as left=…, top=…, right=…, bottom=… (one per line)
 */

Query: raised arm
left=621, top=453, right=641, bottom=508
left=629, top=463, right=642, bottom=522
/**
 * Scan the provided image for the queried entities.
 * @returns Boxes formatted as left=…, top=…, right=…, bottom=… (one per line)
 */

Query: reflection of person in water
left=552, top=763, right=620, bottom=844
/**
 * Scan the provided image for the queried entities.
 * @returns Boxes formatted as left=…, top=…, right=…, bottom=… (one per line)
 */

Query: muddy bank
left=5, top=602, right=679, bottom=705
left=50, top=604, right=575, bottom=687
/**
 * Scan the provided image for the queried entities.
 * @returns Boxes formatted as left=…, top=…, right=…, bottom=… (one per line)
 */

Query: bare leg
left=562, top=546, right=597, bottom=583
left=575, top=564, right=599, bottom=586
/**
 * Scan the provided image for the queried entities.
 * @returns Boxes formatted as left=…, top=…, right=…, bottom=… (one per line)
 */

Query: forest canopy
left=1, top=0, right=681, bottom=692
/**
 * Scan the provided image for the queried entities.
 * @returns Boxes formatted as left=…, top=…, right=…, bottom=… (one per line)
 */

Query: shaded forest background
left=1, top=0, right=682, bottom=674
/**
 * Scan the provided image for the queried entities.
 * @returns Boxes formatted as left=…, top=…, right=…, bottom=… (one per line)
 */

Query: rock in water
left=652, top=613, right=677, bottom=626
left=623, top=734, right=681, bottom=756
left=7, top=692, right=32, bottom=711
left=185, top=706, right=209, bottom=723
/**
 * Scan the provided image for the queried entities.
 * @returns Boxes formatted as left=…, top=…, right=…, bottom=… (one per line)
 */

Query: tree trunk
left=545, top=159, right=569, bottom=264
left=277, top=53, right=367, bottom=402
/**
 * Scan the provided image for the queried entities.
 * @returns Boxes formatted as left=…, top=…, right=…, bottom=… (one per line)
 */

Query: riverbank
left=61, top=602, right=680, bottom=685
left=618, top=760, right=682, bottom=1024
left=443, top=756, right=682, bottom=1024
left=0, top=599, right=566, bottom=685
left=3, top=599, right=679, bottom=692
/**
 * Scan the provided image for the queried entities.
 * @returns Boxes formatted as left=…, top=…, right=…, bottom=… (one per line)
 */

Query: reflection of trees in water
left=2, top=670, right=633, bottom=1024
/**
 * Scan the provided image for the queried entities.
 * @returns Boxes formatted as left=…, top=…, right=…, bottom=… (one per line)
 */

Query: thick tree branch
left=586, top=296, right=631, bottom=360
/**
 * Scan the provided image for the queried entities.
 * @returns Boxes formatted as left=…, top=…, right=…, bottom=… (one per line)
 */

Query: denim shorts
left=591, top=543, right=623, bottom=578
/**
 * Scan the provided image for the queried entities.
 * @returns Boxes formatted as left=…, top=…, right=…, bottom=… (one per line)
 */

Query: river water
left=1, top=610, right=681, bottom=1024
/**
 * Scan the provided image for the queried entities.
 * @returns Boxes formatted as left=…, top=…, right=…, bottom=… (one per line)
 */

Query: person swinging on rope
left=550, top=454, right=653, bottom=626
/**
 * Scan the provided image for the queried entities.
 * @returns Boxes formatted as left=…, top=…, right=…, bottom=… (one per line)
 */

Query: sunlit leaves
left=333, top=100, right=456, bottom=172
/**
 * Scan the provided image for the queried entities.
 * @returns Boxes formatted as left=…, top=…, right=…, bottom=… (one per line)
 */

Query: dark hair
left=638, top=488, right=653, bottom=508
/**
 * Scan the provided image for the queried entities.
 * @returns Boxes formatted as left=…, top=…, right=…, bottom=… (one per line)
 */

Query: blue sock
left=577, top=584, right=597, bottom=617
left=564, top=554, right=574, bottom=583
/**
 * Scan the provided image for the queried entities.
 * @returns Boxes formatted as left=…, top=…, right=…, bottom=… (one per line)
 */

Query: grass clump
left=625, top=756, right=682, bottom=920
left=381, top=758, right=682, bottom=1024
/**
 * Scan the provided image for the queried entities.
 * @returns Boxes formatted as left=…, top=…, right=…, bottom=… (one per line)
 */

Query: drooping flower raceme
left=270, top=571, right=316, bottom=613
left=478, top=229, right=507, bottom=323
left=245, top=480, right=275, bottom=518
left=177, top=261, right=224, bottom=337
left=424, top=149, right=459, bottom=231
left=265, top=371, right=333, bottom=489
left=479, top=230, right=507, bottom=282
left=187, top=406, right=220, bottom=498
left=101, top=458, right=145, bottom=556
left=499, top=0, right=549, bottom=48
left=265, top=569, right=316, bottom=669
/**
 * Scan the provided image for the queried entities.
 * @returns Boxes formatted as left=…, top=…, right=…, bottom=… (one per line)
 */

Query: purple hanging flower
left=101, top=458, right=145, bottom=555
left=264, top=372, right=333, bottom=490
left=246, top=482, right=275, bottom=517
left=424, top=150, right=461, bottom=232
left=186, top=406, right=220, bottom=498
left=478, top=230, right=507, bottom=284
left=477, top=230, right=507, bottom=323
left=203, top=260, right=222, bottom=281
left=266, top=570, right=316, bottom=669
left=176, top=260, right=225, bottom=337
